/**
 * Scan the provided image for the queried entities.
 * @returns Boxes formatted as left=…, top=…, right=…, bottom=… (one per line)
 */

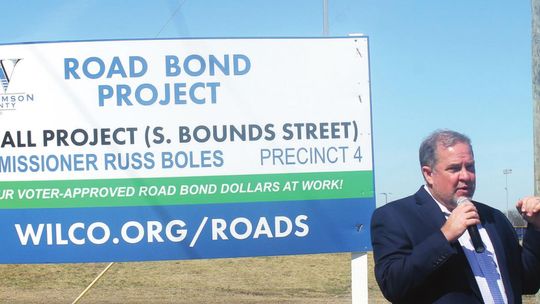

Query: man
left=371, top=129, right=540, bottom=303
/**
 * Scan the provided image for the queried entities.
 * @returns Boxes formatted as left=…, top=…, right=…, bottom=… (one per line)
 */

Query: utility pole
left=532, top=2, right=540, bottom=301
left=503, top=169, right=512, bottom=218
left=533, top=0, right=540, bottom=196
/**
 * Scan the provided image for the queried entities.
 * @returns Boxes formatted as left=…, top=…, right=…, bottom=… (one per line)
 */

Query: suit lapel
left=413, top=186, right=447, bottom=230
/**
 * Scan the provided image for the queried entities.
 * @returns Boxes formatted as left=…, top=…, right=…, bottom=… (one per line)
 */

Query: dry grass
left=0, top=253, right=537, bottom=303
left=0, top=253, right=353, bottom=304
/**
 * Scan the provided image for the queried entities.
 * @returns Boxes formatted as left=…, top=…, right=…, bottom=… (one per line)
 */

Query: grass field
left=0, top=253, right=537, bottom=303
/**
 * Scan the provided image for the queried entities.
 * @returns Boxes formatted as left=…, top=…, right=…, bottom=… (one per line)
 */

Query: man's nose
left=459, top=167, right=473, bottom=180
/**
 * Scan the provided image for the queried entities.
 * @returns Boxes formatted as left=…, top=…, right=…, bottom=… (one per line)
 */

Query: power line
left=156, top=0, right=188, bottom=38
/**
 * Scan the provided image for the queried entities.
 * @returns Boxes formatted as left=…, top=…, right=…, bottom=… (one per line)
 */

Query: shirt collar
left=423, top=184, right=452, bottom=216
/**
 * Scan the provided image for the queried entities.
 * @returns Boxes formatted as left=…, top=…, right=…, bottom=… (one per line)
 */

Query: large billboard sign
left=0, top=37, right=374, bottom=263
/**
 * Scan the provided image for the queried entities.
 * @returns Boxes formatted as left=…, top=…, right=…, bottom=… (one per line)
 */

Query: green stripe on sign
left=0, top=171, right=373, bottom=209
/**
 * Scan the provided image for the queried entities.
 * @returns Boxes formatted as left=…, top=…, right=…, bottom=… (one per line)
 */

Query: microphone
left=456, top=197, right=485, bottom=253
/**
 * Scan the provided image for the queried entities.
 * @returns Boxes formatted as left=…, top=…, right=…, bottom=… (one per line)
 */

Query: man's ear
left=422, top=165, right=434, bottom=186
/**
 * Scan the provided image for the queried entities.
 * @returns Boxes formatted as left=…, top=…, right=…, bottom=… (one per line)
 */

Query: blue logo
left=0, top=58, right=22, bottom=94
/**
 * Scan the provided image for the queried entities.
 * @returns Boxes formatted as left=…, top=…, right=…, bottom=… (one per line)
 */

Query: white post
left=351, top=252, right=368, bottom=304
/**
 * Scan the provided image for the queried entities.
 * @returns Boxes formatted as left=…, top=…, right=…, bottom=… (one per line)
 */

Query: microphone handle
left=467, top=224, right=485, bottom=253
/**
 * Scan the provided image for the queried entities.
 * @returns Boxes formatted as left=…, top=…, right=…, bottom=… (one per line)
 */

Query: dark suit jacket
left=370, top=186, right=540, bottom=303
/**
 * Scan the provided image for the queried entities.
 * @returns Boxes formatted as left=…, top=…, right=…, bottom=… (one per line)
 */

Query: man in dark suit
left=371, top=129, right=540, bottom=303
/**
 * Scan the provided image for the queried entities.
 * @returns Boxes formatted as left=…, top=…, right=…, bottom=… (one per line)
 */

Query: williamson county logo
left=0, top=58, right=34, bottom=111
left=0, top=58, right=22, bottom=94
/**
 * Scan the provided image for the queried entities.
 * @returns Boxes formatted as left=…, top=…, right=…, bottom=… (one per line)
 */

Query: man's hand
left=516, top=196, right=540, bottom=230
left=441, top=202, right=480, bottom=242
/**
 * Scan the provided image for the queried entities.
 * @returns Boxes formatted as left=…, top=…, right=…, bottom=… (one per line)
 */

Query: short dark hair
left=419, top=129, right=472, bottom=168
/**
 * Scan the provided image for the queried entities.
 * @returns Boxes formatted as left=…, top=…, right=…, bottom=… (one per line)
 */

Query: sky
left=0, top=0, right=534, bottom=213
